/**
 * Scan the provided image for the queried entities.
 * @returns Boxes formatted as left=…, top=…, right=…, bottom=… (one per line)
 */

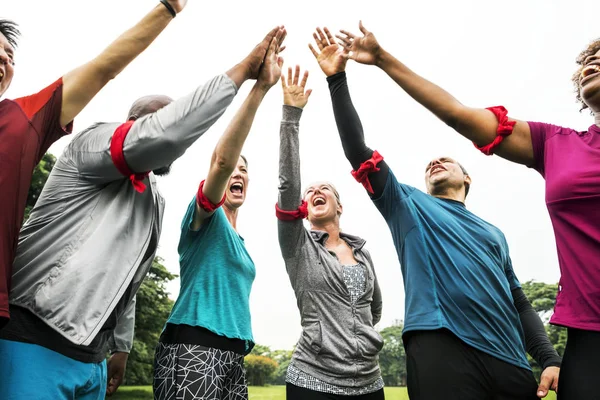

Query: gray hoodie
left=277, top=105, right=383, bottom=387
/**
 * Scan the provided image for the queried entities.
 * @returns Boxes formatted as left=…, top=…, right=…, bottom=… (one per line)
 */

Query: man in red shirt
left=0, top=0, right=188, bottom=332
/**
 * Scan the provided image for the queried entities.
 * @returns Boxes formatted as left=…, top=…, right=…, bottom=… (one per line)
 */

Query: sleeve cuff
left=282, top=105, right=303, bottom=122
left=326, top=71, right=347, bottom=86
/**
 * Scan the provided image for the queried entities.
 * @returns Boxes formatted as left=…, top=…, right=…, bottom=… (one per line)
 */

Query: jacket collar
left=310, top=230, right=366, bottom=250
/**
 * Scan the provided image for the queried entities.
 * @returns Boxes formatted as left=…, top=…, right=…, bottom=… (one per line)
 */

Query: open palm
left=309, top=27, right=347, bottom=77
left=281, top=66, right=312, bottom=109
left=337, top=21, right=382, bottom=65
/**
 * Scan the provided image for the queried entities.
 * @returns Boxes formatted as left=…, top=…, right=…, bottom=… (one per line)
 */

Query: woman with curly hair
left=334, top=22, right=599, bottom=400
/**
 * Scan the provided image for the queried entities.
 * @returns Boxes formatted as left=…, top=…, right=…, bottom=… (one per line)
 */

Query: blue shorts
left=0, top=339, right=107, bottom=400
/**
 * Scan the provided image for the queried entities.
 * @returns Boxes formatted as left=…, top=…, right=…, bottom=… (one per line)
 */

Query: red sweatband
left=351, top=150, right=384, bottom=194
left=110, top=121, right=149, bottom=193
left=474, top=106, right=516, bottom=156
left=275, top=201, right=308, bottom=221
left=196, top=180, right=226, bottom=212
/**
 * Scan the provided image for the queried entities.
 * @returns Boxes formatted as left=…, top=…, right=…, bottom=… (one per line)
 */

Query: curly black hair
left=0, top=19, right=20, bottom=49
left=573, top=38, right=600, bottom=111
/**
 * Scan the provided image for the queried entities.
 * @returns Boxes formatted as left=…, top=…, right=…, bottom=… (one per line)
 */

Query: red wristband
left=196, top=180, right=226, bottom=212
left=275, top=201, right=308, bottom=221
left=110, top=121, right=149, bottom=193
left=351, top=150, right=384, bottom=194
left=473, top=106, right=516, bottom=156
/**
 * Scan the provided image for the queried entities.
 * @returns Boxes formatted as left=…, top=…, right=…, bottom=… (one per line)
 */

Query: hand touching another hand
left=257, top=28, right=286, bottom=90
left=281, top=66, right=312, bottom=109
left=337, top=21, right=384, bottom=66
left=309, top=27, right=348, bottom=77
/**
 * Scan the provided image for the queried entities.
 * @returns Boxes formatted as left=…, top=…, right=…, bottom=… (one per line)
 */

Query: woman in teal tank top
left=153, top=27, right=285, bottom=400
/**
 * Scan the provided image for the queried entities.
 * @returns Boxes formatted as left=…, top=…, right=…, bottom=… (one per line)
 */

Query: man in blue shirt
left=308, top=25, right=561, bottom=400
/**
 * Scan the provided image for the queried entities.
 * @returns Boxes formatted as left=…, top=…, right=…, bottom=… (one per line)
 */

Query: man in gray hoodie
left=0, top=26, right=285, bottom=400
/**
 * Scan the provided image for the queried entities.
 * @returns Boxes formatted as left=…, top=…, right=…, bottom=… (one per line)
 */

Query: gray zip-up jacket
left=277, top=105, right=384, bottom=387
left=10, top=74, right=237, bottom=349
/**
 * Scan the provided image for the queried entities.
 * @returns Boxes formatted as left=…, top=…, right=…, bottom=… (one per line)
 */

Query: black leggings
left=286, top=383, right=385, bottom=400
left=557, top=328, right=600, bottom=400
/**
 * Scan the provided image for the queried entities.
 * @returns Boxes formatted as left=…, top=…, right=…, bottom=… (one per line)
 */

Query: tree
left=270, top=349, right=293, bottom=385
left=244, top=354, right=278, bottom=386
left=25, top=153, right=56, bottom=220
left=520, top=281, right=567, bottom=378
left=378, top=321, right=407, bottom=386
left=125, top=257, right=177, bottom=385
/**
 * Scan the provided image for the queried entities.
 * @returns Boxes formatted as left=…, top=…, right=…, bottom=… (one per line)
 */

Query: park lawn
left=108, top=385, right=557, bottom=399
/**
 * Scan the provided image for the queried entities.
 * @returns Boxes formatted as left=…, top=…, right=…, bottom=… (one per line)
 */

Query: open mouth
left=312, top=196, right=326, bottom=206
left=581, top=64, right=600, bottom=84
left=230, top=182, right=244, bottom=196
left=0, top=71, right=4, bottom=83
left=430, top=166, right=446, bottom=176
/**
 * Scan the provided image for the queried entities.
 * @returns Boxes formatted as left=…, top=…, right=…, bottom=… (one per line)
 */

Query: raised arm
left=60, top=1, right=187, bottom=127
left=191, top=28, right=285, bottom=229
left=277, top=66, right=312, bottom=260
left=309, top=27, right=389, bottom=199
left=512, top=288, right=561, bottom=398
left=71, top=27, right=283, bottom=185
left=337, top=21, right=534, bottom=166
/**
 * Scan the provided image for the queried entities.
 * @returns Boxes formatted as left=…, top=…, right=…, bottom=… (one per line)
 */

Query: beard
left=152, top=164, right=172, bottom=176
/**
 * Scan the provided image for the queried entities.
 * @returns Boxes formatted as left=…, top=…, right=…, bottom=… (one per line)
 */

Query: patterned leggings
left=153, top=342, right=248, bottom=400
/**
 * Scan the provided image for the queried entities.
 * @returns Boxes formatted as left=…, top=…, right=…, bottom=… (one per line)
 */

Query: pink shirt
left=529, top=121, right=600, bottom=331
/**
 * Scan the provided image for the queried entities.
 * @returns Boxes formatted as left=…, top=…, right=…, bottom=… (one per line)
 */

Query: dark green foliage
left=125, top=257, right=176, bottom=385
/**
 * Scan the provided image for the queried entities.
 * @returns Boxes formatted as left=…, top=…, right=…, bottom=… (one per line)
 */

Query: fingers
left=336, top=34, right=352, bottom=49
left=308, top=43, right=319, bottom=59
left=299, top=70, right=309, bottom=88
left=339, top=29, right=356, bottom=39
left=287, top=66, right=293, bottom=85
left=359, top=20, right=369, bottom=35
left=316, top=27, right=328, bottom=46
left=537, top=375, right=552, bottom=398
left=305, top=88, right=313, bottom=99
left=312, top=32, right=324, bottom=51
left=293, top=65, right=300, bottom=86
left=276, top=28, right=287, bottom=52
left=281, top=74, right=287, bottom=89
left=324, top=27, right=336, bottom=46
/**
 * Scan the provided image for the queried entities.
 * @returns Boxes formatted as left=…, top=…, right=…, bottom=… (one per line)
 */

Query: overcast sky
left=4, top=0, right=599, bottom=350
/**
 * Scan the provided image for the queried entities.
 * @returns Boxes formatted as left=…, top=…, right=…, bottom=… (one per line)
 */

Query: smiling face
left=224, top=156, right=249, bottom=210
left=0, top=32, right=16, bottom=98
left=303, top=181, right=342, bottom=224
left=579, top=47, right=600, bottom=113
left=425, top=157, right=471, bottom=199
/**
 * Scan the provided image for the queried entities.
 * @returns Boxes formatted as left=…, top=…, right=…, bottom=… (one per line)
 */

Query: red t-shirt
left=0, top=78, right=72, bottom=325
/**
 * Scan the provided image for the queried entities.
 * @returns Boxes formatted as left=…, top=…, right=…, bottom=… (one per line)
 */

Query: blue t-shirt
left=374, top=170, right=529, bottom=369
left=166, top=198, right=256, bottom=343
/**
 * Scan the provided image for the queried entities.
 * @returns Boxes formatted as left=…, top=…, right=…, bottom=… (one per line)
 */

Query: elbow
left=211, top=153, right=236, bottom=175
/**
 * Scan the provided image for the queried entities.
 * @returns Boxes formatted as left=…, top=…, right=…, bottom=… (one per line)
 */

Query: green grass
left=108, top=385, right=557, bottom=399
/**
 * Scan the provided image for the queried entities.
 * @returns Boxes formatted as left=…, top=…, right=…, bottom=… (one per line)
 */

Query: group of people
left=0, top=1, right=598, bottom=399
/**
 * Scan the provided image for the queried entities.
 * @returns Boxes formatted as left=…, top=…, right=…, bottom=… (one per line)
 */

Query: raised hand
left=257, top=29, right=286, bottom=90
left=337, top=21, right=383, bottom=65
left=308, top=27, right=347, bottom=77
left=281, top=66, right=312, bottom=109
left=165, top=0, right=188, bottom=14
left=243, top=26, right=286, bottom=81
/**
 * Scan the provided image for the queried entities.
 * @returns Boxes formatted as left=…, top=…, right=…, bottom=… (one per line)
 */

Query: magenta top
left=528, top=121, right=600, bottom=331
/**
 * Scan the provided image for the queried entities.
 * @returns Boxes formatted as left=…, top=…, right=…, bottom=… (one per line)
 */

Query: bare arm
left=191, top=28, right=285, bottom=229
left=60, top=1, right=187, bottom=127
left=338, top=22, right=534, bottom=166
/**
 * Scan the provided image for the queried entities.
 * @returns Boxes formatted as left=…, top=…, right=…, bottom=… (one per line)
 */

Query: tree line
left=26, top=154, right=566, bottom=386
